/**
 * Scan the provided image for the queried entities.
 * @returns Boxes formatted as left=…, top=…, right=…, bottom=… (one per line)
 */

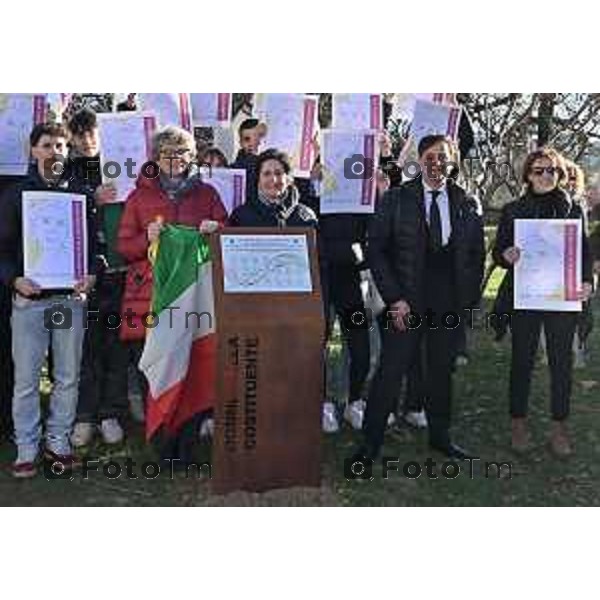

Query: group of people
left=0, top=96, right=597, bottom=480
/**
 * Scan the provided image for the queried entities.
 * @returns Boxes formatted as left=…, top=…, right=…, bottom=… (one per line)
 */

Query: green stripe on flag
left=152, top=225, right=211, bottom=315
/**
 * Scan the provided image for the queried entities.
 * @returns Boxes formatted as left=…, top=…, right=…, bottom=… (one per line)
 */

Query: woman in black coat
left=492, top=147, right=593, bottom=457
left=229, top=148, right=317, bottom=229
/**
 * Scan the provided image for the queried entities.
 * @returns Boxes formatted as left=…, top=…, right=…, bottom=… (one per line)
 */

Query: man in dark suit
left=361, top=135, right=485, bottom=459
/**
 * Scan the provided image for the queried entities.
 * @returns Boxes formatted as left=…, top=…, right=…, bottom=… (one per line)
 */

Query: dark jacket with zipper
left=228, top=185, right=317, bottom=229
left=368, top=177, right=485, bottom=313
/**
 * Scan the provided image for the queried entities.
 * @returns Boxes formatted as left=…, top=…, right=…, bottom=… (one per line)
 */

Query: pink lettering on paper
left=33, top=95, right=47, bottom=125
left=179, top=93, right=192, bottom=131
left=72, top=200, right=85, bottom=282
left=370, top=94, right=382, bottom=129
left=233, top=174, right=243, bottom=208
left=564, top=223, right=578, bottom=301
left=361, top=133, right=375, bottom=206
left=299, top=97, right=317, bottom=173
left=143, top=115, right=157, bottom=160
left=217, top=94, right=231, bottom=122
left=446, top=107, right=461, bottom=139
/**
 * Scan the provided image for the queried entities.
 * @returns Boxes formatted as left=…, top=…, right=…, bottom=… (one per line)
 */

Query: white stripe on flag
left=140, top=262, right=215, bottom=399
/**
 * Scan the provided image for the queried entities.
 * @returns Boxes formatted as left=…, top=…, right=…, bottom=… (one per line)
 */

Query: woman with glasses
left=493, top=147, right=593, bottom=456
left=117, top=126, right=227, bottom=462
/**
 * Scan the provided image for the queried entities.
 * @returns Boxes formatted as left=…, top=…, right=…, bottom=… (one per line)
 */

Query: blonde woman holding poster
left=493, top=147, right=593, bottom=457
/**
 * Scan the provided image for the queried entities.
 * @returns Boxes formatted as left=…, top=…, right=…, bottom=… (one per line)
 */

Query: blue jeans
left=11, top=296, right=86, bottom=463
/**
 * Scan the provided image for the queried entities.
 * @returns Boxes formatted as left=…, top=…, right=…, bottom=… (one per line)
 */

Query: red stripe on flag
left=564, top=223, right=578, bottom=301
left=299, top=97, right=317, bottom=172
left=146, top=334, right=217, bottom=440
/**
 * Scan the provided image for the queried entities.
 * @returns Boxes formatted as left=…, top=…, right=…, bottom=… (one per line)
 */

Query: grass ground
left=1, top=267, right=599, bottom=506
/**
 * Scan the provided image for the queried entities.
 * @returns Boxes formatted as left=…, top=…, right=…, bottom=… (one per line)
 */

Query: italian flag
left=140, top=225, right=216, bottom=441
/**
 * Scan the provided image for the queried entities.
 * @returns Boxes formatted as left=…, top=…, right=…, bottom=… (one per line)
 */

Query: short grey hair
left=151, top=126, right=196, bottom=161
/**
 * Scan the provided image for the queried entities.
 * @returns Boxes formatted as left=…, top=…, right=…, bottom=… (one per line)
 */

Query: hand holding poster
left=514, top=219, right=583, bottom=312
left=97, top=112, right=156, bottom=202
left=253, top=94, right=318, bottom=178
left=320, top=130, right=378, bottom=214
left=190, top=93, right=232, bottom=127
left=138, top=93, right=192, bottom=131
left=22, top=191, right=88, bottom=289
left=331, top=94, right=383, bottom=130
left=202, top=167, right=246, bottom=215
left=0, top=94, right=47, bottom=176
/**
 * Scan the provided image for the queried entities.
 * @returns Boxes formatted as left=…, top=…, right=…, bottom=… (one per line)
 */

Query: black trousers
left=0, top=283, right=13, bottom=439
left=454, top=314, right=468, bottom=358
left=365, top=317, right=457, bottom=449
left=77, top=273, right=129, bottom=422
left=376, top=314, right=425, bottom=414
left=127, top=339, right=149, bottom=401
left=510, top=310, right=578, bottom=421
left=323, top=265, right=371, bottom=404
left=404, top=338, right=426, bottom=413
left=365, top=255, right=459, bottom=450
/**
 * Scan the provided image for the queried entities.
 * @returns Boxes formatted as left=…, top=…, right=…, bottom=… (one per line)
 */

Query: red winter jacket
left=117, top=174, right=227, bottom=341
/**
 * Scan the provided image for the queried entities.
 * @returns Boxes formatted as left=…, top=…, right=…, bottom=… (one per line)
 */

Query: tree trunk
left=537, top=94, right=556, bottom=147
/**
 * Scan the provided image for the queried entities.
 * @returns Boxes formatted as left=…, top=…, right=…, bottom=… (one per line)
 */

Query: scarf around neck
left=159, top=165, right=202, bottom=201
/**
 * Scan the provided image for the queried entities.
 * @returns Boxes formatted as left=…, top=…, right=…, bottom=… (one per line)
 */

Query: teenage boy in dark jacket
left=306, top=133, right=394, bottom=434
left=0, top=123, right=98, bottom=477
left=66, top=109, right=129, bottom=448
left=231, top=118, right=266, bottom=202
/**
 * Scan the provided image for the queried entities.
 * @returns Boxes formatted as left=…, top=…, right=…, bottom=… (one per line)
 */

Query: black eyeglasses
left=532, top=167, right=558, bottom=176
left=160, top=148, right=192, bottom=158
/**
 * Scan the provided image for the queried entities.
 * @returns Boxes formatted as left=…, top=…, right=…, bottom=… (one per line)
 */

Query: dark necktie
left=429, top=190, right=443, bottom=251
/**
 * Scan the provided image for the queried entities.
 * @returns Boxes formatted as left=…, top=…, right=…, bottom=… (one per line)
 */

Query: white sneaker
left=71, top=422, right=96, bottom=448
left=322, top=402, right=340, bottom=434
left=387, top=412, right=397, bottom=428
left=455, top=354, right=469, bottom=367
left=199, top=417, right=215, bottom=440
left=343, top=400, right=366, bottom=430
left=573, top=346, right=587, bottom=369
left=100, top=419, right=124, bottom=445
left=404, top=410, right=428, bottom=429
